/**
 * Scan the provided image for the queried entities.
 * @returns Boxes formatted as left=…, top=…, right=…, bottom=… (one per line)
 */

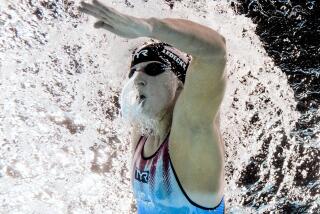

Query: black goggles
left=129, top=62, right=170, bottom=78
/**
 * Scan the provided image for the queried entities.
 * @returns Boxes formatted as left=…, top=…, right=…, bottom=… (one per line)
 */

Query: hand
left=78, top=0, right=153, bottom=39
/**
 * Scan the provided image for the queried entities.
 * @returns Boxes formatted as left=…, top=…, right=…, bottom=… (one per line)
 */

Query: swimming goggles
left=128, top=61, right=170, bottom=78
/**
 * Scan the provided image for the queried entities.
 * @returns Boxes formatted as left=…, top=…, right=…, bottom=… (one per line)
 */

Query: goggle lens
left=129, top=62, right=169, bottom=78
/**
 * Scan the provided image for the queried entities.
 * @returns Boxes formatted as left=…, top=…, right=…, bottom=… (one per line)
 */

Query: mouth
left=138, top=94, right=146, bottom=105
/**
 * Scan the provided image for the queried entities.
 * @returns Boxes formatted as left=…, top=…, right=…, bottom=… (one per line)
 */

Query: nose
left=133, top=71, right=147, bottom=86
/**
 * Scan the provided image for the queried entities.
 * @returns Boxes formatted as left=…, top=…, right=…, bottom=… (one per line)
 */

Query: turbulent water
left=231, top=1, right=320, bottom=213
left=0, top=0, right=318, bottom=213
left=232, top=0, right=320, bottom=143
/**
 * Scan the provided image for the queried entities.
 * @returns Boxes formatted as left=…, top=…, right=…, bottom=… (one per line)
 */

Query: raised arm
left=146, top=17, right=226, bottom=61
left=79, top=1, right=226, bottom=59
left=79, top=0, right=227, bottom=117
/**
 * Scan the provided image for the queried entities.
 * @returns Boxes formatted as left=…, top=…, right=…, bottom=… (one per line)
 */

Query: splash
left=0, top=0, right=313, bottom=213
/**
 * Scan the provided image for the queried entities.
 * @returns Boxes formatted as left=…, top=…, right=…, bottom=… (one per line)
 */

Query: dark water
left=231, top=0, right=320, bottom=141
left=229, top=0, right=320, bottom=213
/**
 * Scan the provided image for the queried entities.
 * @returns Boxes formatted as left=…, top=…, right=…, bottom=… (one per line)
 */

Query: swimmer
left=79, top=1, right=227, bottom=213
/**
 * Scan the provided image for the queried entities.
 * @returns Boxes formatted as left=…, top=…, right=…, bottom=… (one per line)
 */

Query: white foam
left=0, top=0, right=302, bottom=213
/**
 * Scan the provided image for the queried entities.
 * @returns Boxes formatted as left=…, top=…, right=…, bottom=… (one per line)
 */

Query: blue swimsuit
left=131, top=132, right=225, bottom=214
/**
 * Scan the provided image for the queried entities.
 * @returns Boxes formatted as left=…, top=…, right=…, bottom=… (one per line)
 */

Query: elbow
left=219, top=35, right=227, bottom=55
left=212, top=45, right=227, bottom=62
left=217, top=35, right=227, bottom=61
left=208, top=34, right=226, bottom=59
left=221, top=35, right=226, bottom=45
left=218, top=46, right=226, bottom=59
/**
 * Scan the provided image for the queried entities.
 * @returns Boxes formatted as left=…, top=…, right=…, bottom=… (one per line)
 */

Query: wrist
left=142, top=17, right=160, bottom=38
left=138, top=18, right=152, bottom=38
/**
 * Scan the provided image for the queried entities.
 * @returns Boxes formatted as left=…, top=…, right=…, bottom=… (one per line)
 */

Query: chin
left=119, top=82, right=171, bottom=135
left=127, top=110, right=159, bottom=136
left=120, top=98, right=157, bottom=136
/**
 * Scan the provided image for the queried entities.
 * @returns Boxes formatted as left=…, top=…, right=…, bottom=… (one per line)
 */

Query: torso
left=130, top=115, right=224, bottom=209
left=131, top=132, right=225, bottom=213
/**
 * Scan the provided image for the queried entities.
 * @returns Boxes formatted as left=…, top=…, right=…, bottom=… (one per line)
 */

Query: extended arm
left=79, top=1, right=226, bottom=60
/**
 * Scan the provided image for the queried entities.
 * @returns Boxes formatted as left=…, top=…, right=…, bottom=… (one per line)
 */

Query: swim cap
left=130, top=42, right=191, bottom=84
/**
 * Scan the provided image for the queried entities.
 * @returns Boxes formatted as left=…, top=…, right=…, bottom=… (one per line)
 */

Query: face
left=120, top=61, right=183, bottom=134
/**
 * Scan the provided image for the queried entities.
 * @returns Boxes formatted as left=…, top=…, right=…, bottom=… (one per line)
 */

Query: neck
left=150, top=88, right=181, bottom=145
left=149, top=109, right=172, bottom=147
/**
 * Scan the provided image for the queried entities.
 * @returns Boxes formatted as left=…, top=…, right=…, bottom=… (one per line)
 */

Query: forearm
left=79, top=0, right=225, bottom=57
left=144, top=17, right=226, bottom=59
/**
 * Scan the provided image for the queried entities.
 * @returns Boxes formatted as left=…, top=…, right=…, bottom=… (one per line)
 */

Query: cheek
left=162, top=76, right=178, bottom=101
left=151, top=82, right=176, bottom=107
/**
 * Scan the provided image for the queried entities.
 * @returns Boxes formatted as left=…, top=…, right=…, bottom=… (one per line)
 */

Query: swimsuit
left=131, top=132, right=225, bottom=214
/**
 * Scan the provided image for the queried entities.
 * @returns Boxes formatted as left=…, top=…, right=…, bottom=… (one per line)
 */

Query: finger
left=94, top=21, right=119, bottom=35
left=78, top=6, right=109, bottom=22
left=78, top=6, right=100, bottom=18
left=80, top=2, right=105, bottom=16
left=81, top=1, right=115, bottom=22
left=92, top=0, right=122, bottom=21
left=94, top=20, right=113, bottom=29
left=92, top=0, right=115, bottom=14
left=80, top=1, right=113, bottom=21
